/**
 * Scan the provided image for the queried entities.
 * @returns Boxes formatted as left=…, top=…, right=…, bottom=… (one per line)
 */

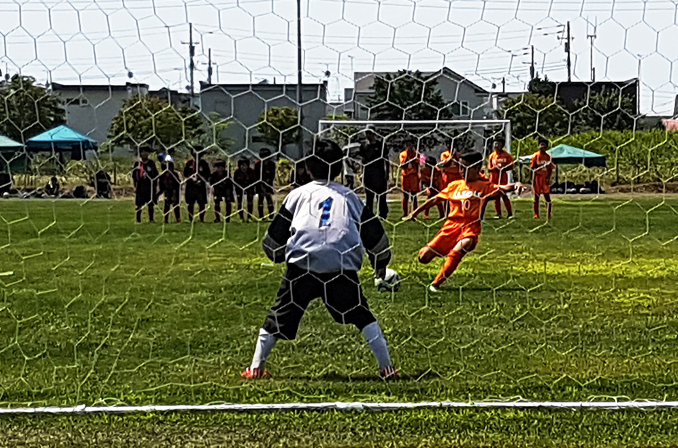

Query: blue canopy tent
left=26, top=125, right=97, bottom=161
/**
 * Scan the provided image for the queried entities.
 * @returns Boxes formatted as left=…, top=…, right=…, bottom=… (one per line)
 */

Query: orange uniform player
left=440, top=145, right=463, bottom=188
left=420, top=156, right=445, bottom=219
left=399, top=139, right=420, bottom=217
left=487, top=137, right=515, bottom=218
left=531, top=137, right=555, bottom=219
left=409, top=152, right=528, bottom=292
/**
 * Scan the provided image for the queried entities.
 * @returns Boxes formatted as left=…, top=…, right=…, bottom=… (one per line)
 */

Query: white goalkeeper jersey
left=263, top=180, right=391, bottom=274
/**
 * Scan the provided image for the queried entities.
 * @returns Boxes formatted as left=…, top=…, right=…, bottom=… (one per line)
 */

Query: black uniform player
left=44, top=177, right=60, bottom=197
left=94, top=169, right=112, bottom=199
left=291, top=162, right=312, bottom=188
left=359, top=129, right=389, bottom=219
left=159, top=159, right=182, bottom=223
left=241, top=139, right=398, bottom=380
left=132, top=146, right=159, bottom=223
left=233, top=158, right=255, bottom=221
left=210, top=159, right=233, bottom=223
left=183, top=146, right=211, bottom=222
left=254, top=147, right=276, bottom=220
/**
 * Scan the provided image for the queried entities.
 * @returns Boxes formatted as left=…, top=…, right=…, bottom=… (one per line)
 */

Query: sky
left=1, top=0, right=678, bottom=115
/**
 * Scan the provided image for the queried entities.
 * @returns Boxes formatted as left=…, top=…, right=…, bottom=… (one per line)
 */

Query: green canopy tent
left=518, top=144, right=607, bottom=168
left=0, top=134, right=29, bottom=173
left=26, top=125, right=98, bottom=161
left=518, top=144, right=607, bottom=185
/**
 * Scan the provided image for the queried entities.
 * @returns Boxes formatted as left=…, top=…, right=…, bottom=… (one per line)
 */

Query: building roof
left=354, top=67, right=489, bottom=94
left=200, top=82, right=327, bottom=92
left=50, top=82, right=149, bottom=92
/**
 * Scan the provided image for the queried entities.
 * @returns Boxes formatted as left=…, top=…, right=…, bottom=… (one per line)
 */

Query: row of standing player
left=394, top=136, right=555, bottom=221
left=132, top=146, right=278, bottom=224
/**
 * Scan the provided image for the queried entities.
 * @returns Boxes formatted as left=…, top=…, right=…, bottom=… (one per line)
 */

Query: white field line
left=1, top=401, right=678, bottom=415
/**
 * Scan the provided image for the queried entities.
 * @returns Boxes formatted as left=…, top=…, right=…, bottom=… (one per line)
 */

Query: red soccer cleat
left=241, top=367, right=272, bottom=379
left=533, top=214, right=540, bottom=219
left=380, top=365, right=399, bottom=380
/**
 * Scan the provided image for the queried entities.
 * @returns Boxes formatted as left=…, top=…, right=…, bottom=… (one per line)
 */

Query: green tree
left=366, top=70, right=451, bottom=120
left=572, top=88, right=636, bottom=133
left=256, top=106, right=300, bottom=150
left=191, top=111, right=234, bottom=154
left=498, top=93, right=569, bottom=140
left=320, top=114, right=361, bottom=148
left=107, top=95, right=203, bottom=152
left=527, top=76, right=556, bottom=97
left=0, top=75, right=66, bottom=143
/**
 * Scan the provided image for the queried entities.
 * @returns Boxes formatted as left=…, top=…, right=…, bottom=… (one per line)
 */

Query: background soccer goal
left=2, top=1, right=678, bottom=442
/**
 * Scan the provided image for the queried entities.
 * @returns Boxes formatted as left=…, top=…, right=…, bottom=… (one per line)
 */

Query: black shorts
left=185, top=185, right=207, bottom=204
left=257, top=182, right=274, bottom=195
left=135, top=190, right=155, bottom=207
left=263, top=265, right=377, bottom=340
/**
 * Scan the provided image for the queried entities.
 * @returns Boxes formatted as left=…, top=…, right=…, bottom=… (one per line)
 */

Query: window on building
left=460, top=101, right=470, bottom=116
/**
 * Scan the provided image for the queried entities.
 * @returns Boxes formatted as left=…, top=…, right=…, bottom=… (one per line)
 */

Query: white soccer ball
left=376, top=268, right=401, bottom=292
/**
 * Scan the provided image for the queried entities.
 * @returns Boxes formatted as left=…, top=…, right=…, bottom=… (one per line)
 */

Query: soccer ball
left=375, top=268, right=401, bottom=292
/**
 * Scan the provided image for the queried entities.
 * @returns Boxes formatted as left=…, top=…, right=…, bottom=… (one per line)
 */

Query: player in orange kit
left=440, top=143, right=463, bottom=188
left=399, top=138, right=420, bottom=218
left=487, top=137, right=515, bottom=219
left=420, top=155, right=445, bottom=219
left=409, top=152, right=528, bottom=292
left=531, top=137, right=555, bottom=220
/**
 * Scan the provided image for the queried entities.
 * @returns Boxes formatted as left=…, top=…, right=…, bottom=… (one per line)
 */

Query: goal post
left=318, top=119, right=514, bottom=184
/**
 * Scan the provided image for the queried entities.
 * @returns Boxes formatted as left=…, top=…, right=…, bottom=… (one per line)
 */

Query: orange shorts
left=533, top=176, right=551, bottom=195
left=401, top=176, right=420, bottom=193
left=490, top=172, right=509, bottom=185
left=427, top=221, right=480, bottom=257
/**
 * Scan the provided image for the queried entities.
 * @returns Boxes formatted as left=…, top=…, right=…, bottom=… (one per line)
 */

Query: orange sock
left=432, top=250, right=464, bottom=287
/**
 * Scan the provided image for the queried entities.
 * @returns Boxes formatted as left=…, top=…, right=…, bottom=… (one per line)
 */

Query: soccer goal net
left=1, top=0, right=678, bottom=418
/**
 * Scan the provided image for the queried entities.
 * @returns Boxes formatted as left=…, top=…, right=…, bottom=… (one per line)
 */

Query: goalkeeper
left=242, top=139, right=398, bottom=380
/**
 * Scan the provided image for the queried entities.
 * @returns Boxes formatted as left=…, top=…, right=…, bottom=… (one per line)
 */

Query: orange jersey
left=530, top=151, right=554, bottom=194
left=400, top=148, right=420, bottom=193
left=437, top=179, right=500, bottom=234
left=488, top=150, right=514, bottom=185
left=440, top=150, right=463, bottom=186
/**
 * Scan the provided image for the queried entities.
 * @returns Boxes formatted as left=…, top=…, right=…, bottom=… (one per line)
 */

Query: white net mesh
left=0, top=0, right=677, bottom=409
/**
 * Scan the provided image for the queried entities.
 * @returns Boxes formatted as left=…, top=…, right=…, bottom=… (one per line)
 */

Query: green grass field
left=1, top=195, right=678, bottom=446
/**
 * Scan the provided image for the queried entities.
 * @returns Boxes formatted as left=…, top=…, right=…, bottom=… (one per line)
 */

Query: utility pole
left=502, top=77, right=506, bottom=93
left=565, top=21, right=572, bottom=82
left=296, top=0, right=304, bottom=156
left=530, top=45, right=535, bottom=80
left=189, top=23, right=195, bottom=97
left=180, top=23, right=197, bottom=102
left=207, top=48, right=213, bottom=85
left=587, top=17, right=597, bottom=82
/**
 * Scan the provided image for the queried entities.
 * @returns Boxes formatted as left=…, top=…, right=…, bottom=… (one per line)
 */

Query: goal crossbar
left=1, top=400, right=676, bottom=415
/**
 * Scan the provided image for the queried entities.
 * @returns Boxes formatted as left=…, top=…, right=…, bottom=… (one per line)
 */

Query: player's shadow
left=287, top=370, right=429, bottom=382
